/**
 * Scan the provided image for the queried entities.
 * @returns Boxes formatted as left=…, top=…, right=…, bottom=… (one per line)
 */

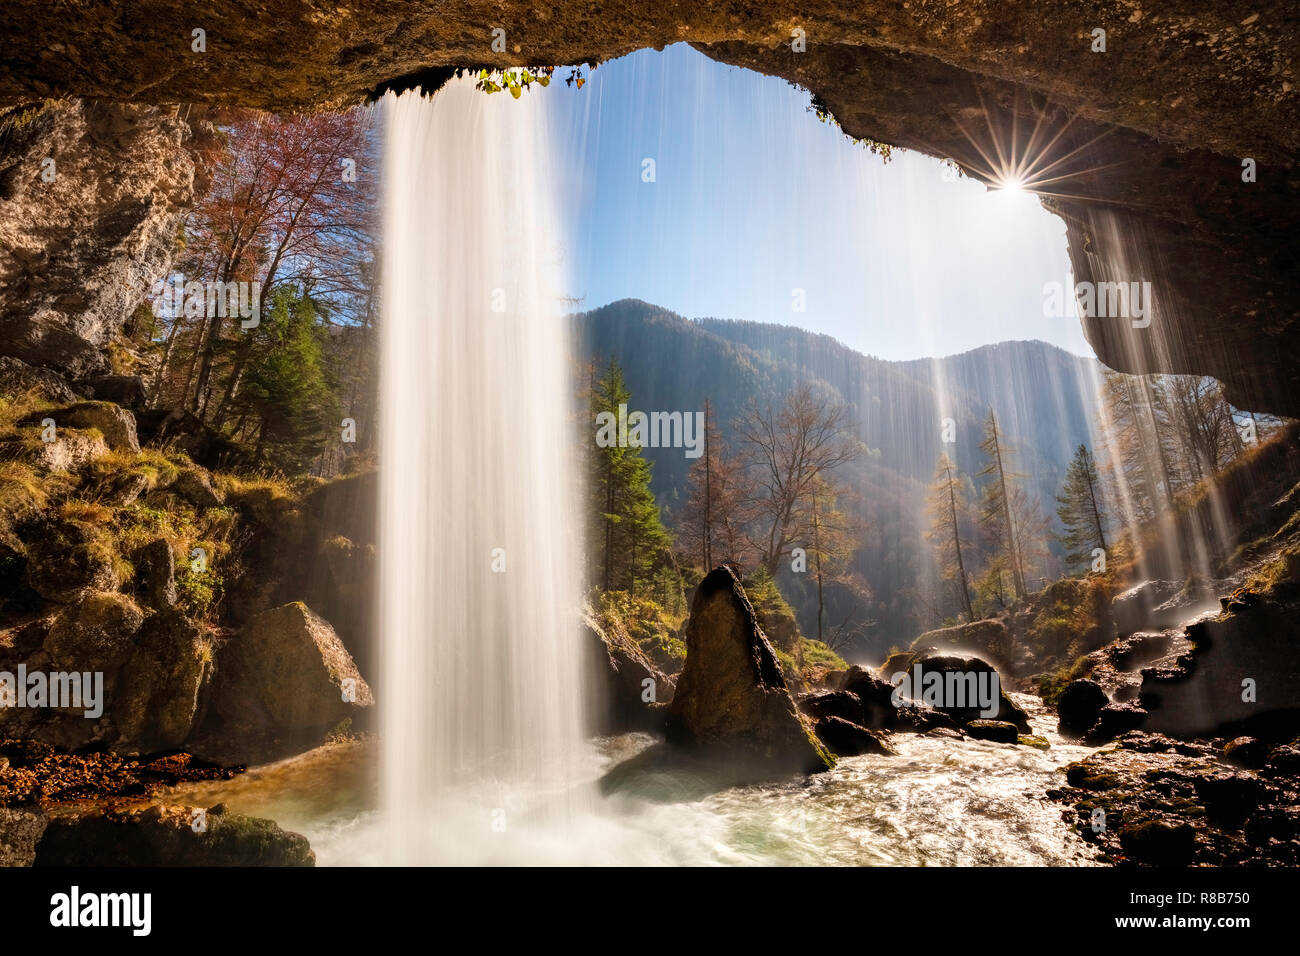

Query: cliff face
left=0, top=2, right=1295, bottom=413
left=0, top=101, right=202, bottom=381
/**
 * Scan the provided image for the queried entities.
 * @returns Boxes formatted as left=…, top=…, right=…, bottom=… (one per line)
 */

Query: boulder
left=1223, top=736, right=1271, bottom=769
left=813, top=715, right=894, bottom=757
left=171, top=467, right=224, bottom=508
left=911, top=619, right=1013, bottom=671
left=842, top=666, right=904, bottom=729
left=1193, top=772, right=1268, bottom=827
left=666, top=566, right=833, bottom=775
left=0, top=429, right=108, bottom=474
left=112, top=609, right=214, bottom=754
left=1119, top=819, right=1197, bottom=866
left=81, top=373, right=147, bottom=407
left=1266, top=744, right=1300, bottom=776
left=29, top=401, right=139, bottom=454
left=1056, top=679, right=1110, bottom=738
left=965, top=719, right=1020, bottom=744
left=798, top=689, right=865, bottom=725
left=192, top=601, right=372, bottom=765
left=1140, top=601, right=1300, bottom=737
left=44, top=590, right=143, bottom=672
left=1084, top=702, right=1149, bottom=743
left=0, top=356, right=75, bottom=404
left=33, top=804, right=314, bottom=866
left=0, top=807, right=47, bottom=866
left=1112, top=580, right=1183, bottom=635
left=583, top=605, right=675, bottom=734
left=100, top=469, right=151, bottom=506
left=131, top=538, right=176, bottom=608
left=24, top=519, right=119, bottom=601
left=890, top=654, right=1030, bottom=731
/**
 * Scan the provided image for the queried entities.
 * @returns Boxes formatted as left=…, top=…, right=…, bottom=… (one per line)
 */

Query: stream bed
left=162, top=693, right=1099, bottom=866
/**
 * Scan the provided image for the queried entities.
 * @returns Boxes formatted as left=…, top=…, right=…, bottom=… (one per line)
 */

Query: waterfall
left=377, top=81, right=588, bottom=864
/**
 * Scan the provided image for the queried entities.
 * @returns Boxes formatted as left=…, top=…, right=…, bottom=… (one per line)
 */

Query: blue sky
left=545, top=44, right=1093, bottom=361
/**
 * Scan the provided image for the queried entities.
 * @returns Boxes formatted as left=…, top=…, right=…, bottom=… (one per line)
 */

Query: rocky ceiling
left=1, top=1, right=1297, bottom=413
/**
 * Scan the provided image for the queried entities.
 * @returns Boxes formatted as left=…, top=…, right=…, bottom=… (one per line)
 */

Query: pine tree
left=925, top=453, right=975, bottom=621
left=235, top=288, right=337, bottom=472
left=1056, top=444, right=1109, bottom=572
left=977, top=409, right=1028, bottom=599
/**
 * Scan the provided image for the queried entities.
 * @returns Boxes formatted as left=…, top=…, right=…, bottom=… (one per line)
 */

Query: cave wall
left=0, top=2, right=1295, bottom=413
left=0, top=101, right=205, bottom=382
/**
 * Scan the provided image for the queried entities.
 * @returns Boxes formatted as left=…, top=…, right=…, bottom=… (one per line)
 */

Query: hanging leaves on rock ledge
left=475, top=66, right=594, bottom=97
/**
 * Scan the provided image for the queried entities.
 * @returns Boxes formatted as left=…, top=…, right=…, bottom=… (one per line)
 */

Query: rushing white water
left=376, top=81, right=588, bottom=864
left=165, top=695, right=1099, bottom=866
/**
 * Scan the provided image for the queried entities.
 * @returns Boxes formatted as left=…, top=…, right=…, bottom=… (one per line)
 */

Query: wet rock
left=910, top=618, right=1013, bottom=672
left=666, top=566, right=833, bottom=775
left=1193, top=772, right=1268, bottom=827
left=44, top=591, right=144, bottom=672
left=842, top=666, right=903, bottom=729
left=813, top=715, right=894, bottom=757
left=1083, top=702, right=1149, bottom=744
left=798, top=689, right=864, bottom=725
left=1139, top=600, right=1300, bottom=737
left=583, top=605, right=675, bottom=734
left=1119, top=819, right=1197, bottom=866
left=1246, top=806, right=1300, bottom=845
left=1223, top=736, right=1271, bottom=769
left=191, top=601, right=373, bottom=765
left=1266, top=743, right=1300, bottom=775
left=33, top=805, right=314, bottom=866
left=112, top=610, right=214, bottom=755
left=924, top=726, right=965, bottom=741
left=965, top=719, right=1020, bottom=744
left=0, top=807, right=47, bottom=866
left=171, top=467, right=224, bottom=508
left=1057, top=678, right=1109, bottom=737
left=1018, top=734, right=1051, bottom=749
left=892, top=654, right=1030, bottom=731
left=25, top=518, right=119, bottom=601
left=1112, top=580, right=1183, bottom=635
left=1108, top=631, right=1177, bottom=670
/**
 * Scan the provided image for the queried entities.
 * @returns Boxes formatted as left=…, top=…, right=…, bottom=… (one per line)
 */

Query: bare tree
left=736, top=384, right=862, bottom=577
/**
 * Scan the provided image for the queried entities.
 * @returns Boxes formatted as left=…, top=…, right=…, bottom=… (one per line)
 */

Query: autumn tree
left=151, top=108, right=376, bottom=438
left=801, top=474, right=868, bottom=645
left=678, top=398, right=754, bottom=571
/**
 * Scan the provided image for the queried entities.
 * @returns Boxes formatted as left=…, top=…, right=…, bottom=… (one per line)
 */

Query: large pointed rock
left=667, top=566, right=833, bottom=774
